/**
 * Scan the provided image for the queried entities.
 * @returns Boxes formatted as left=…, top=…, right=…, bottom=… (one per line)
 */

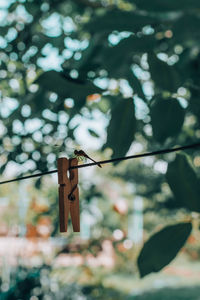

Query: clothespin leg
left=69, top=158, right=80, bottom=232
left=59, top=185, right=70, bottom=232
left=57, top=158, right=70, bottom=232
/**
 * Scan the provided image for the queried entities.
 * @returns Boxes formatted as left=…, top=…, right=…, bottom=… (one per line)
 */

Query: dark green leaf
left=0, top=26, right=9, bottom=36
left=134, top=0, right=200, bottom=12
left=32, top=33, right=65, bottom=51
left=127, top=70, right=146, bottom=100
left=88, top=129, right=100, bottom=138
left=8, top=2, right=18, bottom=12
left=166, top=153, right=200, bottom=212
left=36, top=71, right=103, bottom=106
left=28, top=88, right=49, bottom=112
left=148, top=53, right=181, bottom=92
left=109, top=35, right=157, bottom=54
left=24, top=2, right=39, bottom=15
left=70, top=35, right=104, bottom=72
left=102, top=35, right=157, bottom=78
left=103, top=98, right=136, bottom=158
left=138, top=222, right=192, bottom=277
left=172, top=15, right=200, bottom=44
left=85, top=10, right=158, bottom=34
left=150, top=98, right=185, bottom=143
left=189, top=96, right=200, bottom=124
left=35, top=177, right=42, bottom=189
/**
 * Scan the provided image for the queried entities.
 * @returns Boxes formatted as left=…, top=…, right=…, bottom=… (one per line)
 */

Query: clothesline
left=0, top=141, right=200, bottom=185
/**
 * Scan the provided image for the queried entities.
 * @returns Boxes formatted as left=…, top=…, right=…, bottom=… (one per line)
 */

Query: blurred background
left=1, top=0, right=200, bottom=299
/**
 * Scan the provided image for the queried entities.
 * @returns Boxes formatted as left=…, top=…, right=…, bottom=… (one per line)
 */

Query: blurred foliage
left=131, top=285, right=200, bottom=300
left=0, top=264, right=128, bottom=300
left=1, top=0, right=200, bottom=282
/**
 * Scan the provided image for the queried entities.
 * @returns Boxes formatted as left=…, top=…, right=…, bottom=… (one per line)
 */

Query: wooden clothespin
left=57, top=157, right=80, bottom=232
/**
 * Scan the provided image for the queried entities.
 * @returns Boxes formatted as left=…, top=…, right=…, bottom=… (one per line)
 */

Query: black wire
left=74, top=142, right=200, bottom=169
left=0, top=169, right=57, bottom=185
left=0, top=142, right=200, bottom=185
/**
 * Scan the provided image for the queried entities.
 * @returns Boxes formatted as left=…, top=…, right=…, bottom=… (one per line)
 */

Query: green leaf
left=85, top=10, right=158, bottom=34
left=118, top=35, right=157, bottom=53
left=32, top=33, right=65, bottom=50
left=28, top=88, right=49, bottom=112
left=148, top=53, right=181, bottom=92
left=166, top=153, right=200, bottom=212
left=8, top=2, right=18, bottom=12
left=36, top=71, right=103, bottom=106
left=0, top=26, right=9, bottom=36
left=127, top=70, right=146, bottom=100
left=189, top=96, right=200, bottom=124
left=103, top=98, right=136, bottom=158
left=104, top=35, right=156, bottom=62
left=88, top=129, right=100, bottom=138
left=35, top=177, right=42, bottom=189
left=138, top=222, right=192, bottom=277
left=24, top=2, right=39, bottom=15
left=102, top=35, right=157, bottom=78
left=172, top=15, right=200, bottom=44
left=134, top=0, right=200, bottom=12
left=71, top=35, right=103, bottom=73
left=150, top=98, right=185, bottom=143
